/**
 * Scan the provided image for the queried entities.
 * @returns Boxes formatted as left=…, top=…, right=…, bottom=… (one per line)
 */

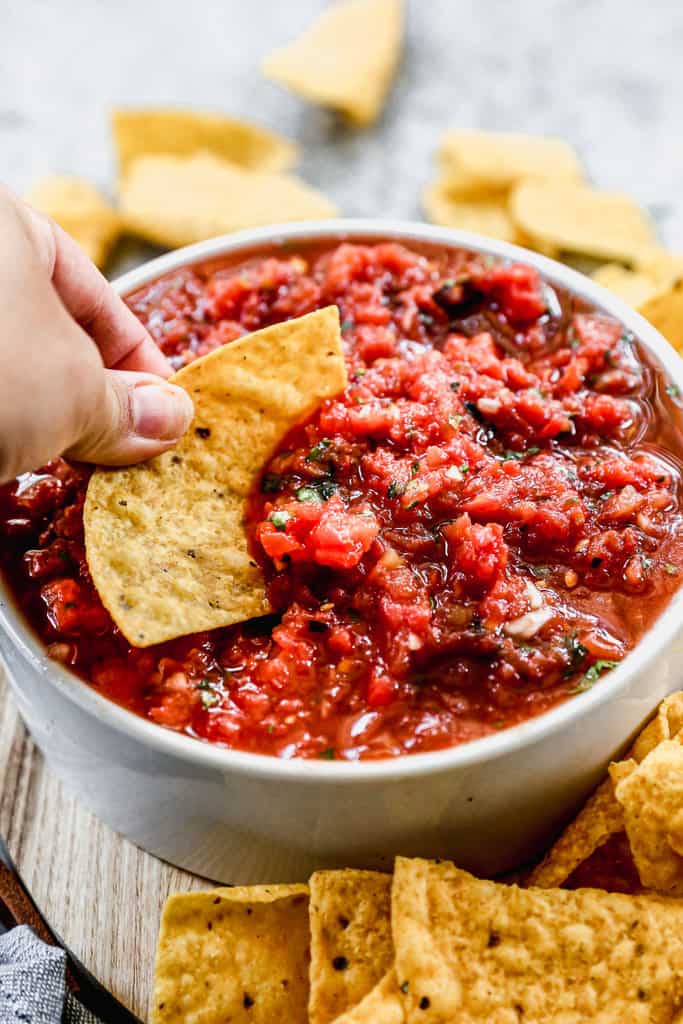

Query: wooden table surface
left=0, top=671, right=207, bottom=1021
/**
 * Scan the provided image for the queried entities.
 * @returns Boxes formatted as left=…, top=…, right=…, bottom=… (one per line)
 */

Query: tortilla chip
left=151, top=884, right=309, bottom=1024
left=639, top=277, right=683, bottom=355
left=635, top=246, right=683, bottom=280
left=120, top=152, right=338, bottom=249
left=612, top=739, right=683, bottom=894
left=309, top=870, right=393, bottom=1024
left=527, top=777, right=624, bottom=888
left=631, top=691, right=683, bottom=762
left=510, top=180, right=658, bottom=263
left=392, top=856, right=683, bottom=1023
left=332, top=970, right=404, bottom=1024
left=529, top=693, right=683, bottom=888
left=592, top=263, right=663, bottom=308
left=262, top=0, right=403, bottom=126
left=25, top=175, right=121, bottom=268
left=84, top=306, right=346, bottom=646
left=437, top=132, right=582, bottom=193
left=112, top=107, right=297, bottom=176
left=562, top=830, right=643, bottom=895
left=422, top=180, right=519, bottom=243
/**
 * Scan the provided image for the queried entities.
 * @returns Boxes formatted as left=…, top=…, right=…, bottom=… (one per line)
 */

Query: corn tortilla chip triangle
left=592, top=263, right=663, bottom=308
left=84, top=306, right=346, bottom=647
left=526, top=776, right=624, bottom=888
left=438, top=132, right=582, bottom=193
left=120, top=152, right=338, bottom=249
left=112, top=107, right=297, bottom=176
left=612, top=737, right=683, bottom=894
left=639, top=277, right=683, bottom=356
left=631, top=691, right=683, bottom=762
left=422, top=180, right=519, bottom=243
left=529, top=692, right=683, bottom=889
left=635, top=246, right=683, bottom=281
left=510, top=180, right=657, bottom=262
left=25, top=175, right=121, bottom=269
left=308, top=870, right=393, bottom=1024
left=262, top=0, right=403, bottom=126
left=392, top=856, right=683, bottom=1023
left=151, top=884, right=309, bottom=1024
left=332, top=970, right=404, bottom=1023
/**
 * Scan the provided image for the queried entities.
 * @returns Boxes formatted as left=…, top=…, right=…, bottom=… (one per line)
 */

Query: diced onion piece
left=504, top=606, right=554, bottom=639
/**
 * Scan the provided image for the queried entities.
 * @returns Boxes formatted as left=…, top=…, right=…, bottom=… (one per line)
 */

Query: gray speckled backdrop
left=3, top=0, right=683, bottom=270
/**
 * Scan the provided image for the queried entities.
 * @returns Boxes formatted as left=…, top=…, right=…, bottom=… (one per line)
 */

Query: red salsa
left=2, top=240, right=683, bottom=760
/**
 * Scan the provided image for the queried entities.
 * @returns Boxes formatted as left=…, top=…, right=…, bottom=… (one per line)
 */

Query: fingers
left=63, top=370, right=195, bottom=466
left=22, top=200, right=172, bottom=377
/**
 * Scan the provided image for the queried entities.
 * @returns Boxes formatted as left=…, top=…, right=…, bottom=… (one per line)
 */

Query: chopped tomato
left=0, top=240, right=681, bottom=761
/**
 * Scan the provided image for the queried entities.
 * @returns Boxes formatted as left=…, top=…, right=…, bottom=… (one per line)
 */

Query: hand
left=0, top=187, right=194, bottom=483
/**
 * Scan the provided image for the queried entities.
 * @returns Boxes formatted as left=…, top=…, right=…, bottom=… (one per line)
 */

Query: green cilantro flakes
left=296, top=486, right=321, bottom=502
left=296, top=481, right=337, bottom=502
left=319, top=748, right=336, bottom=760
left=388, top=480, right=407, bottom=499
left=198, top=680, right=220, bottom=709
left=666, top=383, right=681, bottom=399
left=307, top=438, right=333, bottom=462
left=341, top=319, right=355, bottom=332
left=570, top=659, right=619, bottom=694
left=564, top=632, right=589, bottom=673
left=269, top=509, right=292, bottom=531
left=665, top=562, right=679, bottom=575
left=450, top=381, right=461, bottom=392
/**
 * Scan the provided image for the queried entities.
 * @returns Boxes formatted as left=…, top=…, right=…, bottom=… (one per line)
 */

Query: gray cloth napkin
left=0, top=926, right=100, bottom=1024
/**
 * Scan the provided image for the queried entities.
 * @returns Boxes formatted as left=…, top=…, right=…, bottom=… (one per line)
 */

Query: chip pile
left=152, top=692, right=683, bottom=1023
left=24, top=0, right=409, bottom=263
left=25, top=107, right=337, bottom=264
left=530, top=690, right=683, bottom=898
left=423, top=130, right=683, bottom=357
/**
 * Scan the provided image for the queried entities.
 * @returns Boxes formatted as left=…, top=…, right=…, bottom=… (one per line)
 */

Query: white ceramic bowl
left=3, top=219, right=683, bottom=884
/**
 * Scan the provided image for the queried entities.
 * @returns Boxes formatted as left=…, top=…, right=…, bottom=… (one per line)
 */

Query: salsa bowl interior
left=3, top=218, right=683, bottom=785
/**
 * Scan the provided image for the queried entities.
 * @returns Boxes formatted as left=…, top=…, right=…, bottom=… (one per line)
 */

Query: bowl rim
left=3, top=216, right=683, bottom=784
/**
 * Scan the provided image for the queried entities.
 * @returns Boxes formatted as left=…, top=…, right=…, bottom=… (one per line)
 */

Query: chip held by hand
left=84, top=306, right=347, bottom=647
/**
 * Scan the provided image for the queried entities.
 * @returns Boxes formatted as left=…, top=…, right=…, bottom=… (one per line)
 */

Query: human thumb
left=64, top=369, right=195, bottom=466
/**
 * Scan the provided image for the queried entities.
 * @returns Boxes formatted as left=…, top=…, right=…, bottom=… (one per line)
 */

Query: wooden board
left=0, top=672, right=209, bottom=1020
